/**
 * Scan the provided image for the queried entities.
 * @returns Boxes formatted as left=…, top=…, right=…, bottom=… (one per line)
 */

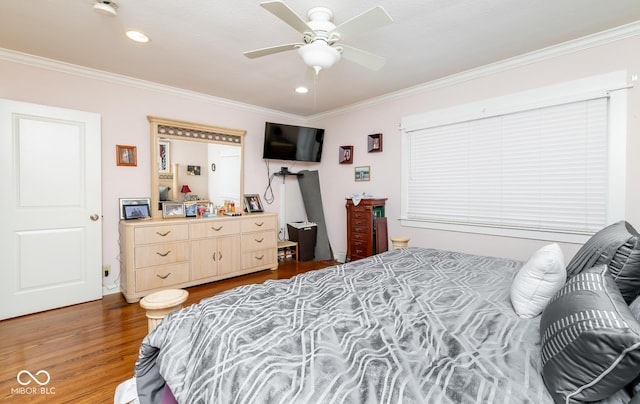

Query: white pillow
left=510, top=243, right=566, bottom=318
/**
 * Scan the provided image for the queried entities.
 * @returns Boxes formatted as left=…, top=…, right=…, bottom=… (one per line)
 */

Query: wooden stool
left=277, top=240, right=298, bottom=262
left=139, top=289, right=189, bottom=333
left=390, top=236, right=410, bottom=249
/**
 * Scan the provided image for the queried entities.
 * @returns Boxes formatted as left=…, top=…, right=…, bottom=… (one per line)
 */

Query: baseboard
left=103, top=285, right=121, bottom=296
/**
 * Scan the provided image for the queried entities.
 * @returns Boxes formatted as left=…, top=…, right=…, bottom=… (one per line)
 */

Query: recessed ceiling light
left=93, top=0, right=118, bottom=16
left=295, top=86, right=309, bottom=94
left=126, top=30, right=151, bottom=43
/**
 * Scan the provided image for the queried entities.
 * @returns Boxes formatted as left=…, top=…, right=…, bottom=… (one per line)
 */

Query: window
left=401, top=72, right=628, bottom=242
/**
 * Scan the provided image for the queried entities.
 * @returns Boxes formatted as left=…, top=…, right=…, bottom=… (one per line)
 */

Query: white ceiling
left=2, top=1, right=640, bottom=117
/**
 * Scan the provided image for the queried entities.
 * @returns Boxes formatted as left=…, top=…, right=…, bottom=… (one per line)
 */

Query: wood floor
left=0, top=259, right=335, bottom=403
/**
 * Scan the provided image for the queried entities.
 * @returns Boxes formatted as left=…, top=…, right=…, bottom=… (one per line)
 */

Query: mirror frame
left=148, top=116, right=246, bottom=219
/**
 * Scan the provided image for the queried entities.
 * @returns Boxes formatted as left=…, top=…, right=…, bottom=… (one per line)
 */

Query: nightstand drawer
left=135, top=263, right=190, bottom=292
left=134, top=224, right=189, bottom=245
left=134, top=241, right=190, bottom=268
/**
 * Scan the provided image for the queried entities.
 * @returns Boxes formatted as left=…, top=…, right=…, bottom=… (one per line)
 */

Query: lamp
left=180, top=185, right=192, bottom=200
left=297, top=41, right=341, bottom=75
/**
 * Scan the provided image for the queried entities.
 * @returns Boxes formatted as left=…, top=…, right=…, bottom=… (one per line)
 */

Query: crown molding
left=307, top=20, right=640, bottom=121
left=2, top=20, right=639, bottom=123
left=0, top=48, right=302, bottom=122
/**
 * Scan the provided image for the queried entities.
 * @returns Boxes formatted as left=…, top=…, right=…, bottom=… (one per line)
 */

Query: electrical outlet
left=102, top=264, right=110, bottom=277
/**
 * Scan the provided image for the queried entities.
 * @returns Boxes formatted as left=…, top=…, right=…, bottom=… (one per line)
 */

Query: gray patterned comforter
left=135, top=247, right=553, bottom=403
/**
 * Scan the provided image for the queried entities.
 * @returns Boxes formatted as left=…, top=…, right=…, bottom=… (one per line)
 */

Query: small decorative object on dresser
left=123, top=203, right=150, bottom=220
left=163, top=202, right=185, bottom=218
left=119, top=198, right=151, bottom=220
left=244, top=194, right=263, bottom=213
left=116, top=144, right=137, bottom=166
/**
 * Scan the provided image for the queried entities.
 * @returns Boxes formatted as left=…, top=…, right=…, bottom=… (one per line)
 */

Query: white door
left=0, top=99, right=102, bottom=320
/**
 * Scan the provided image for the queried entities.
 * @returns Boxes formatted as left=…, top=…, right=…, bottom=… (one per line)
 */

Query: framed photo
left=355, top=166, right=370, bottom=182
left=339, top=145, right=353, bottom=164
left=187, top=165, right=201, bottom=176
left=158, top=140, right=171, bottom=173
left=184, top=201, right=198, bottom=217
left=119, top=198, right=151, bottom=219
left=162, top=202, right=185, bottom=218
left=367, top=133, right=383, bottom=153
left=117, top=145, right=137, bottom=166
left=122, top=204, right=150, bottom=220
left=244, top=194, right=263, bottom=213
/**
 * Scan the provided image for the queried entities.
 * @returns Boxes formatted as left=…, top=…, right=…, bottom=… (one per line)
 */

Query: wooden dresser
left=119, top=212, right=278, bottom=303
left=346, top=198, right=388, bottom=262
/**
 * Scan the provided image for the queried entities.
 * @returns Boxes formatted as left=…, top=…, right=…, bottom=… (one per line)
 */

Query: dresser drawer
left=134, top=224, right=189, bottom=245
left=241, top=230, right=277, bottom=251
left=190, top=220, right=240, bottom=239
left=241, top=248, right=277, bottom=269
left=241, top=215, right=277, bottom=232
left=134, top=241, right=190, bottom=268
left=135, top=263, right=190, bottom=292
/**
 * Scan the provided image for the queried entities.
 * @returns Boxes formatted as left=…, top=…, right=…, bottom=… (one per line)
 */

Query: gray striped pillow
left=540, top=265, right=640, bottom=403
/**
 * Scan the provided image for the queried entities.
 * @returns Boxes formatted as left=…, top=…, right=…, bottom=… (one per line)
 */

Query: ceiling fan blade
left=243, top=43, right=301, bottom=59
left=260, top=1, right=313, bottom=34
left=338, top=44, right=386, bottom=71
left=329, top=6, right=392, bottom=40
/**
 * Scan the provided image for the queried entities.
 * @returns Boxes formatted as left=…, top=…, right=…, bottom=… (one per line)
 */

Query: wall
left=310, top=34, right=640, bottom=264
left=2, top=31, right=639, bottom=294
left=0, top=57, right=313, bottom=292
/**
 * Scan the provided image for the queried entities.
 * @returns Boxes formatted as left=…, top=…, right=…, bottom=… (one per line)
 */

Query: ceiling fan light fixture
left=93, top=0, right=118, bottom=16
left=297, top=42, right=340, bottom=72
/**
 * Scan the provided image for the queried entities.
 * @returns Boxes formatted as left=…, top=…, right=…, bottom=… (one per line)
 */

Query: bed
left=130, top=221, right=640, bottom=404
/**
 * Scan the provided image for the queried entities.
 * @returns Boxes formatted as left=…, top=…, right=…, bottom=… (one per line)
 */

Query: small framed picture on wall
left=116, top=145, right=137, bottom=166
left=367, top=133, right=383, bottom=153
left=339, top=146, right=353, bottom=164
left=355, top=166, right=370, bottom=182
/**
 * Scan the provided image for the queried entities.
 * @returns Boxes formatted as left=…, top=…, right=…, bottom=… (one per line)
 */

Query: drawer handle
left=212, top=253, right=216, bottom=261
left=254, top=237, right=264, bottom=243
left=156, top=250, right=171, bottom=257
left=254, top=254, right=264, bottom=260
left=156, top=231, right=171, bottom=237
left=211, top=226, right=223, bottom=231
left=156, top=272, right=171, bottom=280
left=218, top=252, right=222, bottom=261
left=254, top=221, right=264, bottom=227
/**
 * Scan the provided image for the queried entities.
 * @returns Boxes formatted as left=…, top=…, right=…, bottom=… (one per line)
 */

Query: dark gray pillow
left=566, top=221, right=640, bottom=303
left=540, top=265, right=640, bottom=403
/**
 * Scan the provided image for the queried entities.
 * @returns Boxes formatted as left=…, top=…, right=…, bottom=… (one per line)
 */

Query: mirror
left=148, top=116, right=245, bottom=219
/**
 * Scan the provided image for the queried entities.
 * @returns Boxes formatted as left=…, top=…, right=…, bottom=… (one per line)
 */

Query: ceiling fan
left=243, top=1, right=393, bottom=74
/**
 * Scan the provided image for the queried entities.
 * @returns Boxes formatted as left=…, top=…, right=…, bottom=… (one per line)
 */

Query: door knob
left=90, top=214, right=100, bottom=221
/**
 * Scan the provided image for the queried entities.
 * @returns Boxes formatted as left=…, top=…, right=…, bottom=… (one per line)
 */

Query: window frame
left=400, top=71, right=628, bottom=243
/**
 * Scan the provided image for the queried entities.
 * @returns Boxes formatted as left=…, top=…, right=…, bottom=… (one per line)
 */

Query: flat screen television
left=262, top=122, right=324, bottom=162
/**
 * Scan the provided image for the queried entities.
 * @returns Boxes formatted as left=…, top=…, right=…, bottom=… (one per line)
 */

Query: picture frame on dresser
left=184, top=201, right=198, bottom=217
left=123, top=204, right=151, bottom=220
left=244, top=194, right=263, bottom=213
left=163, top=202, right=185, bottom=218
left=119, top=198, right=151, bottom=220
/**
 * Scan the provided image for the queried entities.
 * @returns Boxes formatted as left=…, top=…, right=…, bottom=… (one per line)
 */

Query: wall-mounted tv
left=262, top=122, right=324, bottom=162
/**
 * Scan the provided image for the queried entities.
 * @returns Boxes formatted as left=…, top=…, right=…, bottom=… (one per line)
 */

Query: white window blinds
left=405, top=97, right=609, bottom=234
